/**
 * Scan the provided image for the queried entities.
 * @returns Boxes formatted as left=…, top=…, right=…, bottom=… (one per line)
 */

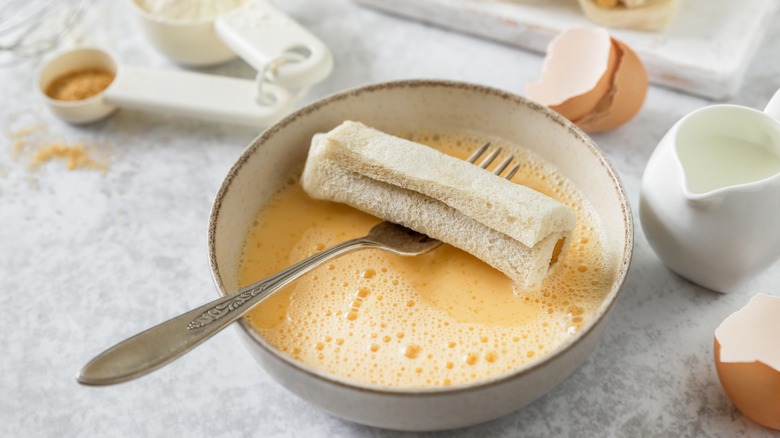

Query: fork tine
left=467, top=142, right=520, bottom=180
left=503, top=163, right=521, bottom=180
left=466, top=142, right=490, bottom=164
left=492, top=155, right=515, bottom=176
left=478, top=147, right=502, bottom=169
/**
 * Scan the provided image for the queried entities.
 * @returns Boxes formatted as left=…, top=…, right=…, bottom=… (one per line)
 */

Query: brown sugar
left=45, top=68, right=114, bottom=101
left=5, top=111, right=110, bottom=171
left=31, top=143, right=107, bottom=171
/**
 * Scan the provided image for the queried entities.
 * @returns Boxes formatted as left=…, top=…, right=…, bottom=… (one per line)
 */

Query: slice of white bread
left=301, top=121, right=577, bottom=290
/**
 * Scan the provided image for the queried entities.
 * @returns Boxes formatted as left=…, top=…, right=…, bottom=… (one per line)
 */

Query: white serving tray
left=355, top=0, right=779, bottom=100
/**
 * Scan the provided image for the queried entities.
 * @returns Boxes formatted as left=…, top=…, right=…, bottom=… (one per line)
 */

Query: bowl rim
left=208, top=78, right=634, bottom=396
left=127, top=0, right=219, bottom=26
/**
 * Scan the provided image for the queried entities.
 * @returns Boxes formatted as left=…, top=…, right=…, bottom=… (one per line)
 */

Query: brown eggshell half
left=714, top=339, right=780, bottom=430
left=549, top=42, right=619, bottom=123
left=575, top=38, right=648, bottom=133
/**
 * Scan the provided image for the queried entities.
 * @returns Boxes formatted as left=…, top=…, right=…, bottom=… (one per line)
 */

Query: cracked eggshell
left=525, top=27, right=618, bottom=123
left=714, top=293, right=780, bottom=430
left=525, top=26, right=647, bottom=134
left=576, top=38, right=648, bottom=133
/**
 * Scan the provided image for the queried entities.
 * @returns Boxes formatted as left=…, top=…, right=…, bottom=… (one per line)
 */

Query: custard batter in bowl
left=240, top=131, right=613, bottom=388
left=208, top=80, right=633, bottom=430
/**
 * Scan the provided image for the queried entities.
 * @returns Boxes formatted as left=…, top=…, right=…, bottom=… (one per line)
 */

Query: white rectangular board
left=355, top=0, right=779, bottom=100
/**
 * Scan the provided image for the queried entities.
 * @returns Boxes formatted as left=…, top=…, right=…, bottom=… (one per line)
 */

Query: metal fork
left=78, top=143, right=519, bottom=386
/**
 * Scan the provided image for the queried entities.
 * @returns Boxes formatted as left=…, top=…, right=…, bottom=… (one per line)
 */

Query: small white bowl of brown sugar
left=36, top=47, right=118, bottom=124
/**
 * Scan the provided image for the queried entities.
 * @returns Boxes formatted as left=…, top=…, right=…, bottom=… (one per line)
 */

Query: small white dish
left=127, top=0, right=237, bottom=66
left=36, top=47, right=293, bottom=126
left=126, top=0, right=334, bottom=88
left=36, top=47, right=119, bottom=124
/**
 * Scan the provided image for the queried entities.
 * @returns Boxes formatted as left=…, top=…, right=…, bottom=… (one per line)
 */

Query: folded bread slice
left=301, top=121, right=577, bottom=290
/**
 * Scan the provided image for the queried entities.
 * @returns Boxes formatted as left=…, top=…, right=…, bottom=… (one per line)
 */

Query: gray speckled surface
left=2, top=1, right=779, bottom=436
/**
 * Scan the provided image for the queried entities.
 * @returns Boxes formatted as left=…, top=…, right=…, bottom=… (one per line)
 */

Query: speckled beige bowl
left=208, top=80, right=633, bottom=431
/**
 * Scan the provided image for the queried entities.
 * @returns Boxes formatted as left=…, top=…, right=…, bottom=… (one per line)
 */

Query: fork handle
left=78, top=237, right=377, bottom=386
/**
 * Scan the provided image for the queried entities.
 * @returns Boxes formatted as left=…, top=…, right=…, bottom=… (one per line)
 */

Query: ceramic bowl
left=127, top=0, right=236, bottom=66
left=36, top=48, right=119, bottom=124
left=208, top=80, right=633, bottom=431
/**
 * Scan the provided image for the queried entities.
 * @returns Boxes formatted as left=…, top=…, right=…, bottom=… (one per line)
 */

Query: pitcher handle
left=765, top=89, right=780, bottom=122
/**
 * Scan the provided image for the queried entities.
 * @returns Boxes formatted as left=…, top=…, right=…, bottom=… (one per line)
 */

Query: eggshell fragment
left=714, top=293, right=780, bottom=430
left=525, top=26, right=648, bottom=133
left=576, top=39, right=648, bottom=133
left=525, top=27, right=617, bottom=122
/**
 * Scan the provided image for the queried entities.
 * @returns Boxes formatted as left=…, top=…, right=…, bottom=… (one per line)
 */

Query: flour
left=135, top=0, right=248, bottom=22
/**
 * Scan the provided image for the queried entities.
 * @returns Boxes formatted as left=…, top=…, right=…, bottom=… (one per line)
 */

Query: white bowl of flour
left=129, top=0, right=247, bottom=66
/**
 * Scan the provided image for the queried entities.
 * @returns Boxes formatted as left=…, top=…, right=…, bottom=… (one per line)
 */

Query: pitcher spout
left=766, top=89, right=780, bottom=122
left=673, top=100, right=780, bottom=208
left=684, top=188, right=725, bottom=209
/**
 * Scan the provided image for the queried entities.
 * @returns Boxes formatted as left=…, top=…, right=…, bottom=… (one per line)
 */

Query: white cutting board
left=355, top=0, right=779, bottom=100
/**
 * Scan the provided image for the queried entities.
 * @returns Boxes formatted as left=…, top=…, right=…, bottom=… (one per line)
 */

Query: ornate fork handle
left=78, top=237, right=379, bottom=386
left=79, top=142, right=508, bottom=386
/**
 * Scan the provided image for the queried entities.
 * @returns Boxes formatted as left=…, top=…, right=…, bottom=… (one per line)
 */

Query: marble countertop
left=2, top=1, right=779, bottom=436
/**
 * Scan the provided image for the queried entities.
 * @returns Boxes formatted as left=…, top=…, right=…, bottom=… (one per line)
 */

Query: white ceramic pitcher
left=640, top=89, right=780, bottom=293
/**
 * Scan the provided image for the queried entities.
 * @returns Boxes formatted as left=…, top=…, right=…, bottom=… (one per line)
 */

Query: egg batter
left=239, top=131, right=615, bottom=388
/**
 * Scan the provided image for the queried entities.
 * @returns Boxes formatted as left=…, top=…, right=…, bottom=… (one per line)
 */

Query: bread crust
left=301, top=122, right=577, bottom=290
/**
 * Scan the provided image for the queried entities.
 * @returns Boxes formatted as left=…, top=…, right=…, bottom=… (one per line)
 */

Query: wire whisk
left=0, top=0, right=93, bottom=67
